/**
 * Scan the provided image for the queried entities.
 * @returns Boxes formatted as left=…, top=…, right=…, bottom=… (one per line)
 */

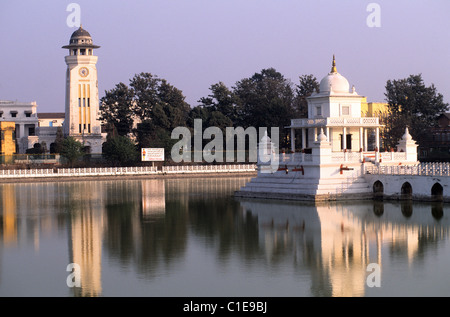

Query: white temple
left=236, top=56, right=419, bottom=201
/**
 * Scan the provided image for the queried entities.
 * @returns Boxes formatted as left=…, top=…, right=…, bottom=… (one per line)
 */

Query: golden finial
left=331, top=54, right=337, bottom=73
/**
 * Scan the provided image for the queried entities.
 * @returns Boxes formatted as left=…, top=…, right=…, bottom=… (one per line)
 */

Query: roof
left=62, top=25, right=100, bottom=49
left=37, top=112, right=65, bottom=119
left=70, top=26, right=92, bottom=39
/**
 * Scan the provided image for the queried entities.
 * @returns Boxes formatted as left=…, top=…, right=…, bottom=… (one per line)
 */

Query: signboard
left=141, top=148, right=165, bottom=161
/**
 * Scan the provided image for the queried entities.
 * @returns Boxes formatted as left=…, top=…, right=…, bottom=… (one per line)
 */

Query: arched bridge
left=364, top=163, right=450, bottom=202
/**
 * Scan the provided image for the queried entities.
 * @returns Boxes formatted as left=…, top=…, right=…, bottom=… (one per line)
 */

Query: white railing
left=0, top=164, right=257, bottom=179
left=290, top=117, right=380, bottom=127
left=366, top=162, right=450, bottom=176
left=162, top=164, right=256, bottom=174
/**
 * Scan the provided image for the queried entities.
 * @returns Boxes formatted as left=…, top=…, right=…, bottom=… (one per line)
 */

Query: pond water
left=0, top=176, right=449, bottom=297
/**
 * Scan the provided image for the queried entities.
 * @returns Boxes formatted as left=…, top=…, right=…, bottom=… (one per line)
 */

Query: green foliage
left=294, top=74, right=319, bottom=118
left=198, top=82, right=238, bottom=123
left=50, top=127, right=64, bottom=154
left=233, top=68, right=295, bottom=147
left=100, top=73, right=191, bottom=154
left=60, top=137, right=84, bottom=166
left=99, top=82, right=135, bottom=137
left=26, top=143, right=44, bottom=154
left=384, top=74, right=448, bottom=148
left=102, top=135, right=138, bottom=166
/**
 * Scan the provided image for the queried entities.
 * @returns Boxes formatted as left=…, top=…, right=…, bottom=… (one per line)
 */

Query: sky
left=0, top=0, right=449, bottom=113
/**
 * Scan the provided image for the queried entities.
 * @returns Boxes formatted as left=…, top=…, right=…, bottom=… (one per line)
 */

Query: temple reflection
left=238, top=199, right=450, bottom=297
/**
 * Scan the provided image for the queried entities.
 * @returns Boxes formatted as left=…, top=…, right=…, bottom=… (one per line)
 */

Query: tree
left=99, top=82, right=135, bottom=137
left=101, top=73, right=191, bottom=155
left=198, top=82, right=238, bottom=124
left=129, top=72, right=161, bottom=121
left=26, top=143, right=44, bottom=155
left=102, top=135, right=138, bottom=166
left=60, top=137, right=84, bottom=166
left=294, top=74, right=320, bottom=118
left=130, top=73, right=191, bottom=152
left=233, top=68, right=295, bottom=148
left=384, top=74, right=448, bottom=148
left=50, top=127, right=64, bottom=153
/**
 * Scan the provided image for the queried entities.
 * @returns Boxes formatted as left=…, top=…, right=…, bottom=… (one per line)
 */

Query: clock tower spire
left=62, top=25, right=104, bottom=153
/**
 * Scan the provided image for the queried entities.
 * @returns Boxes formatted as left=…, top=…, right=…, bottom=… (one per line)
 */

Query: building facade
left=38, top=112, right=65, bottom=127
left=0, top=121, right=17, bottom=161
left=0, top=100, right=39, bottom=153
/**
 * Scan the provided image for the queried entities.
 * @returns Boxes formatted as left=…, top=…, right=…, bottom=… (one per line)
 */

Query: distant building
left=419, top=113, right=450, bottom=161
left=0, top=25, right=106, bottom=155
left=0, top=100, right=39, bottom=153
left=38, top=112, right=65, bottom=127
left=361, top=98, right=388, bottom=117
left=0, top=121, right=17, bottom=162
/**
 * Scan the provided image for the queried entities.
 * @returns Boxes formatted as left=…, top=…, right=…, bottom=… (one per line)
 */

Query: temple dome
left=319, top=55, right=350, bottom=94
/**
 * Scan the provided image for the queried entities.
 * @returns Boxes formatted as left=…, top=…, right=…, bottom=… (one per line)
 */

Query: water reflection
left=0, top=177, right=450, bottom=297
left=239, top=198, right=450, bottom=296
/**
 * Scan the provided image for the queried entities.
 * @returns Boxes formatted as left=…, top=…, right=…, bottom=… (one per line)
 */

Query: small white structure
left=236, top=56, right=419, bottom=201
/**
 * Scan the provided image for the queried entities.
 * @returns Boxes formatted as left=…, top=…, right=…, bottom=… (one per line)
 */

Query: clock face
left=79, top=67, right=89, bottom=77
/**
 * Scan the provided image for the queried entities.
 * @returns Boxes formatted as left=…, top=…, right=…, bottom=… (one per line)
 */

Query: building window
left=0, top=112, right=3, bottom=118
left=342, top=105, right=350, bottom=116
left=316, top=106, right=322, bottom=117
left=78, top=98, right=81, bottom=107
left=79, top=124, right=82, bottom=133
left=88, top=124, right=91, bottom=133
left=25, top=112, right=31, bottom=117
left=10, top=111, right=17, bottom=118
left=29, top=127, right=35, bottom=136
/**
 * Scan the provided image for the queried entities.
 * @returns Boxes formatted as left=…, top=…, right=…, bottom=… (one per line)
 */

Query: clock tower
left=62, top=25, right=104, bottom=153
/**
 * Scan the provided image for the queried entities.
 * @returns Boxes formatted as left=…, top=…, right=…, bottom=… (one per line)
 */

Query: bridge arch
left=431, top=183, right=443, bottom=202
left=373, top=180, right=384, bottom=199
left=401, top=182, right=412, bottom=200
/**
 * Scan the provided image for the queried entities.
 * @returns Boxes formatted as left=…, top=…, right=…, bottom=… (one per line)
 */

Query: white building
left=236, top=56, right=419, bottom=201
left=0, top=100, right=39, bottom=153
